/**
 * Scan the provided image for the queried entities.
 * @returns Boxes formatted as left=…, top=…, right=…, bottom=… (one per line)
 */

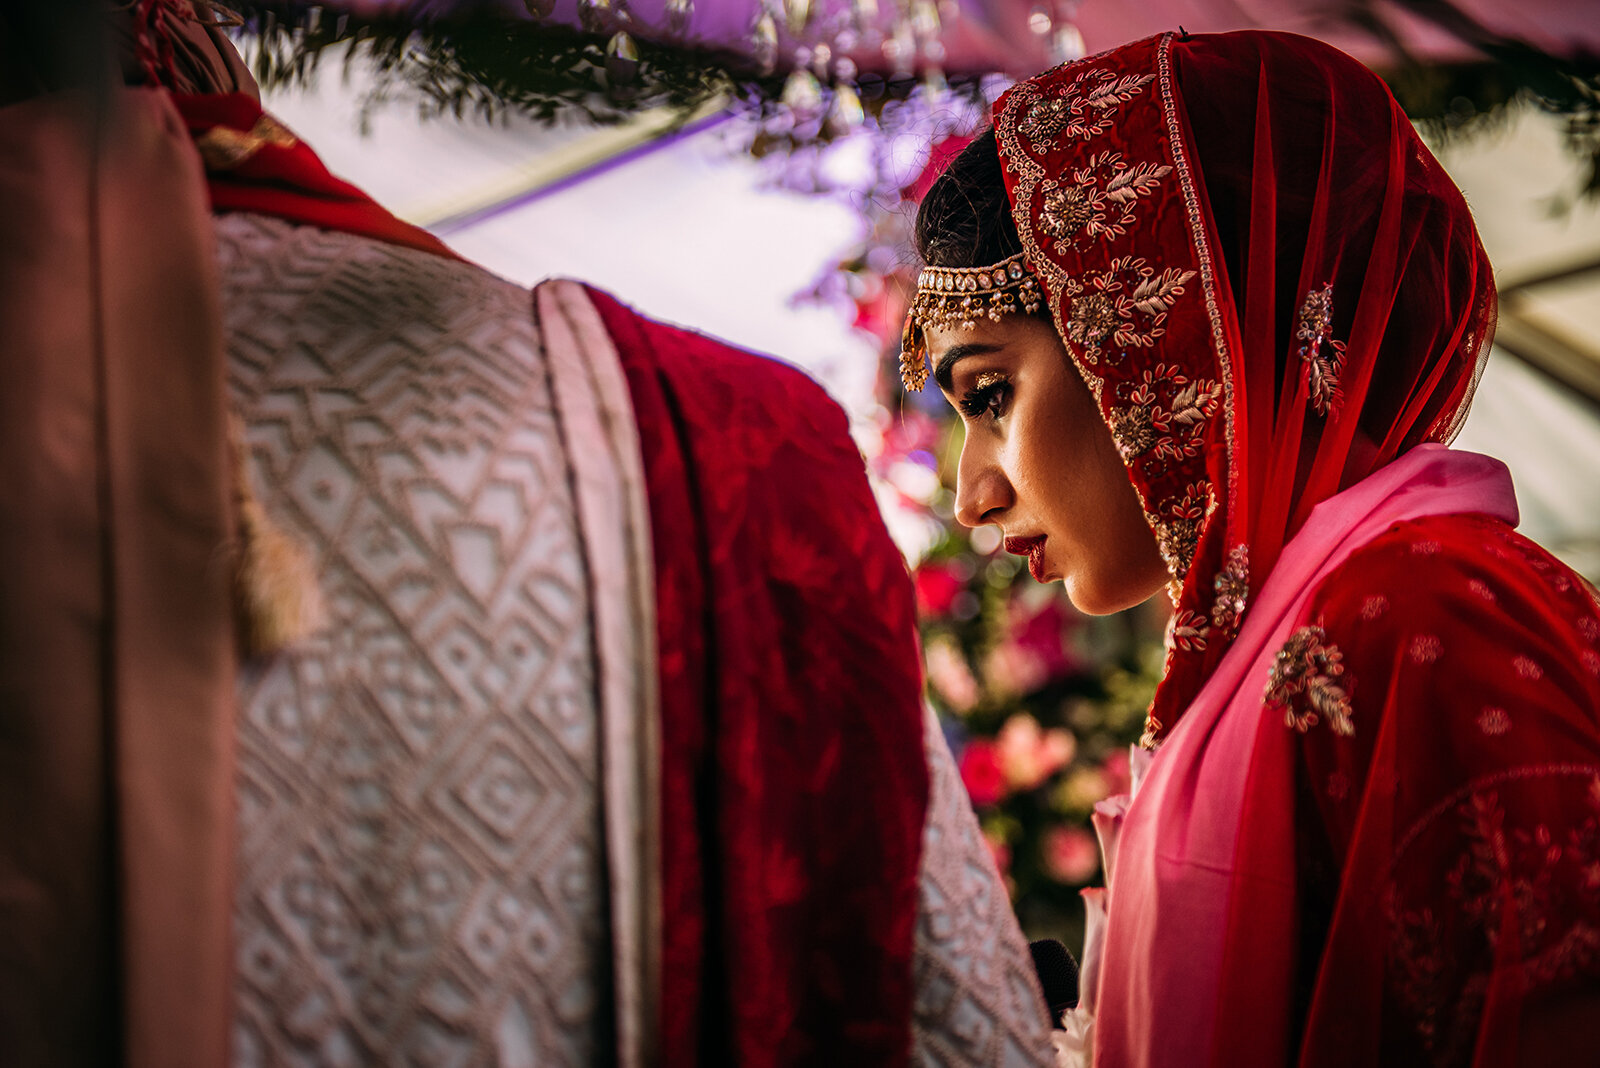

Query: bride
left=904, top=28, right=1600, bottom=1067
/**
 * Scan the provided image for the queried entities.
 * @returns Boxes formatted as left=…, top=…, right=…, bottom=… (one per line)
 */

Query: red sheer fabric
left=586, top=288, right=928, bottom=1067
left=1292, top=514, right=1600, bottom=1067
left=989, top=28, right=1599, bottom=1066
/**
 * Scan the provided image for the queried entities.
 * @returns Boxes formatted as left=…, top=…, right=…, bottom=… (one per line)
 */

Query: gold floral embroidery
left=1150, top=483, right=1209, bottom=579
left=1409, top=634, right=1442, bottom=664
left=1107, top=363, right=1222, bottom=465
left=195, top=113, right=298, bottom=171
left=1478, top=707, right=1511, bottom=736
left=1018, top=69, right=1157, bottom=145
left=1210, top=544, right=1249, bottom=633
left=1390, top=776, right=1600, bottom=1060
left=1169, top=608, right=1209, bottom=653
left=1513, top=655, right=1543, bottom=681
left=1037, top=151, right=1173, bottom=252
left=1266, top=624, right=1354, bottom=736
left=1294, top=283, right=1346, bottom=416
left=1361, top=595, right=1389, bottom=620
left=1061, top=256, right=1197, bottom=357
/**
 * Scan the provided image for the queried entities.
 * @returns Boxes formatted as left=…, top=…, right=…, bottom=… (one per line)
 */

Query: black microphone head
left=1028, top=938, right=1080, bottom=1021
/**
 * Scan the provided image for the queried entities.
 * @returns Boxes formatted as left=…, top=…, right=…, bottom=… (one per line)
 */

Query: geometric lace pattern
left=218, top=214, right=607, bottom=1066
left=913, top=709, right=1057, bottom=1067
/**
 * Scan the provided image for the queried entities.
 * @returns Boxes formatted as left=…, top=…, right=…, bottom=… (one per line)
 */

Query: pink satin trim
left=1093, top=445, right=1517, bottom=1068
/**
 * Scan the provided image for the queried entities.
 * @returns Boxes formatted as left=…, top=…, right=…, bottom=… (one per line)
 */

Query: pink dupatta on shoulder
left=1092, top=445, right=1517, bottom=1068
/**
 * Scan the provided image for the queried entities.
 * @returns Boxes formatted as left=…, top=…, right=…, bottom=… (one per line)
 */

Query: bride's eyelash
left=959, top=372, right=1011, bottom=420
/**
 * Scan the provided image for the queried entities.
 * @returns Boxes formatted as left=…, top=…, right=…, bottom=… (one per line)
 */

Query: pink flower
left=996, top=713, right=1076, bottom=792
left=958, top=739, right=1009, bottom=808
left=1042, top=825, right=1101, bottom=885
left=925, top=639, right=979, bottom=713
left=986, top=592, right=1084, bottom=694
left=913, top=563, right=963, bottom=618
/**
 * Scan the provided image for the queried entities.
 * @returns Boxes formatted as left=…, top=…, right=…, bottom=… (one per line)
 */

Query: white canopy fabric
left=260, top=73, right=1600, bottom=579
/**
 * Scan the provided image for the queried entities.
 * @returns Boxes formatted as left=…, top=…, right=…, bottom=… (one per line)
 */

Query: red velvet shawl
left=991, top=29, right=1600, bottom=1066
left=586, top=288, right=927, bottom=1067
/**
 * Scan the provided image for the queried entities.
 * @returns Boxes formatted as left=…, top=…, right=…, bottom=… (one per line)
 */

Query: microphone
left=1029, top=939, right=1080, bottom=1025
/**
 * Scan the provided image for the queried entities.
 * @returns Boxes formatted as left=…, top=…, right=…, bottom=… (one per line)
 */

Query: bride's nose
left=953, top=444, right=1014, bottom=529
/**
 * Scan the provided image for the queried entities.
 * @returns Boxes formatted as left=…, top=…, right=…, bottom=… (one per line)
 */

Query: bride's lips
left=1003, top=535, right=1049, bottom=582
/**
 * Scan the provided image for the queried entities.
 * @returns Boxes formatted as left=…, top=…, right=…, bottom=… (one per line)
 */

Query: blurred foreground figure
left=0, top=2, right=1054, bottom=1065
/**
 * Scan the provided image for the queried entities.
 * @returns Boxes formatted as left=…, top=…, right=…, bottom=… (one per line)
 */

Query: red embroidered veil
left=987, top=29, right=1600, bottom=1067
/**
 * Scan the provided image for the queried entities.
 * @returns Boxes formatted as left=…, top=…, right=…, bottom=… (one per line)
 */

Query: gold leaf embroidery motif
left=1169, top=608, right=1210, bottom=653
left=1150, top=482, right=1210, bottom=579
left=1107, top=364, right=1222, bottom=464
left=1211, top=544, right=1249, bottom=633
left=195, top=113, right=298, bottom=172
left=1061, top=257, right=1197, bottom=357
left=1018, top=69, right=1157, bottom=145
left=1037, top=151, right=1174, bottom=252
left=1294, top=283, right=1346, bottom=416
left=1266, top=624, right=1354, bottom=736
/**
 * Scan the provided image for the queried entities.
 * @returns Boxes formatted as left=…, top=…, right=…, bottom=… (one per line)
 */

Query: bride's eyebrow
left=934, top=342, right=1005, bottom=393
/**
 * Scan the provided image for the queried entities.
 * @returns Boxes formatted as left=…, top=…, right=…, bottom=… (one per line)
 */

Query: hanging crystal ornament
left=606, top=30, right=641, bottom=84
left=1049, top=23, right=1086, bottom=63
left=811, top=42, right=832, bottom=78
left=752, top=10, right=779, bottom=75
left=782, top=68, right=825, bottom=120
left=825, top=81, right=865, bottom=136
left=785, top=0, right=812, bottom=36
left=578, top=0, right=613, bottom=33
left=909, top=0, right=940, bottom=42
left=923, top=65, right=947, bottom=103
left=665, top=0, right=693, bottom=36
left=852, top=0, right=879, bottom=25
left=1027, top=4, right=1052, bottom=37
left=522, top=0, right=557, bottom=19
left=883, top=19, right=915, bottom=75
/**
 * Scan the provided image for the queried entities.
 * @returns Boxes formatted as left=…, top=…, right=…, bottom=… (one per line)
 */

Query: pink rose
left=1041, top=824, right=1101, bottom=885
left=996, top=712, right=1076, bottom=792
left=957, top=738, right=1009, bottom=808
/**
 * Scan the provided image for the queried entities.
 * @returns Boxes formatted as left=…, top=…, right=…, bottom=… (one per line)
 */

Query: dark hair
left=913, top=129, right=1024, bottom=270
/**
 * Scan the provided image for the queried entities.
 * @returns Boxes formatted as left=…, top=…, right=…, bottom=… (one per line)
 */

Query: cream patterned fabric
left=218, top=214, right=609, bottom=1067
left=216, top=212, right=1053, bottom=1066
left=913, top=707, right=1057, bottom=1067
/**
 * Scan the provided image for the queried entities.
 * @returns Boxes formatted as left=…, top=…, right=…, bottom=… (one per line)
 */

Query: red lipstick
left=1003, top=535, right=1048, bottom=582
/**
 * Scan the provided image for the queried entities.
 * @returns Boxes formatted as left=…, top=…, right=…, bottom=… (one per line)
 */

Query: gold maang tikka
left=898, top=252, right=1043, bottom=391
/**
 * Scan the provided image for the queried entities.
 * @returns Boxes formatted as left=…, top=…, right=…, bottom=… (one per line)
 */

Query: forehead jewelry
left=898, top=252, right=1043, bottom=391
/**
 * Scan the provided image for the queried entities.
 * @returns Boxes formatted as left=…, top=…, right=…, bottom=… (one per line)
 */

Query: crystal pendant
left=923, top=66, right=948, bottom=103
left=578, top=0, right=613, bottom=34
left=1050, top=24, right=1086, bottom=63
left=782, top=68, right=824, bottom=120
left=752, top=11, right=779, bottom=75
left=522, top=0, right=557, bottom=18
left=785, top=0, right=811, bottom=35
left=825, top=82, right=865, bottom=136
left=665, top=0, right=693, bottom=36
left=606, top=30, right=640, bottom=85
left=910, top=0, right=940, bottom=42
